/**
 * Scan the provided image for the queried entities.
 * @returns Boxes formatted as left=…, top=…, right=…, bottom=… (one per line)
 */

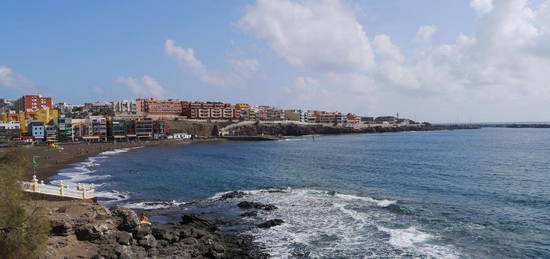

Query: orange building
left=181, top=102, right=240, bottom=120
left=14, top=94, right=53, bottom=112
left=136, top=98, right=182, bottom=119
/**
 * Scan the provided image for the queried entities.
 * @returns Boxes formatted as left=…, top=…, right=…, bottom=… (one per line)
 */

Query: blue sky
left=1, top=0, right=549, bottom=122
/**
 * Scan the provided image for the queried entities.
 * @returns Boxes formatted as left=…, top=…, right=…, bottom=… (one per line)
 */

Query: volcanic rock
left=111, top=206, right=140, bottom=231
left=257, top=219, right=284, bottom=229
left=115, top=231, right=133, bottom=246
left=220, top=191, right=248, bottom=200
left=180, top=214, right=218, bottom=231
left=50, top=215, right=73, bottom=236
left=238, top=201, right=278, bottom=211
left=138, top=234, right=157, bottom=248
left=240, top=211, right=258, bottom=217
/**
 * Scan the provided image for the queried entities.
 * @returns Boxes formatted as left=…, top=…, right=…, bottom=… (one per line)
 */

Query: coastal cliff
left=165, top=120, right=233, bottom=137
left=222, top=121, right=480, bottom=137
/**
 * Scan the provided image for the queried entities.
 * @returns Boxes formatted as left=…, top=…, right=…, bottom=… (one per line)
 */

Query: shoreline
left=23, top=127, right=481, bottom=183
left=19, top=138, right=225, bottom=183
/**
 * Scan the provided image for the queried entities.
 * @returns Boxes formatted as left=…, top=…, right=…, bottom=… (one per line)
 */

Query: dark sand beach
left=4, top=138, right=224, bottom=182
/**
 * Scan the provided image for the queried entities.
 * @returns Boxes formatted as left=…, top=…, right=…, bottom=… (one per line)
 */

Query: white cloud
left=283, top=77, right=326, bottom=103
left=373, top=35, right=404, bottom=63
left=164, top=40, right=259, bottom=87
left=230, top=58, right=259, bottom=78
left=240, top=0, right=550, bottom=122
left=238, top=0, right=375, bottom=73
left=415, top=25, right=438, bottom=42
left=0, top=65, right=35, bottom=92
left=283, top=77, right=324, bottom=104
left=470, top=0, right=494, bottom=14
left=117, top=75, right=167, bottom=99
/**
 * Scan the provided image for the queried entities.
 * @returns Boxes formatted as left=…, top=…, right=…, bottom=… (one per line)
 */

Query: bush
left=0, top=148, right=49, bottom=259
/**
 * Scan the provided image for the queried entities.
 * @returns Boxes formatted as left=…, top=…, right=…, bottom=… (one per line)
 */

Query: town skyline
left=2, top=0, right=550, bottom=123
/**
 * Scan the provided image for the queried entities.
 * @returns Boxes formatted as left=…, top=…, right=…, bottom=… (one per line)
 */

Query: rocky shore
left=222, top=122, right=480, bottom=137
left=39, top=198, right=271, bottom=259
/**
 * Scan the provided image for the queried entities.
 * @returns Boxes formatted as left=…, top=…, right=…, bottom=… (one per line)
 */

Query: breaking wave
left=120, top=200, right=187, bottom=210
left=213, top=188, right=459, bottom=258
left=48, top=147, right=143, bottom=204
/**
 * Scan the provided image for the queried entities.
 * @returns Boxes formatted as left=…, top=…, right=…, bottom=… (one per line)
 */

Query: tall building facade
left=14, top=94, right=53, bottom=112
left=84, top=102, right=113, bottom=114
left=112, top=100, right=137, bottom=116
left=181, top=102, right=240, bottom=120
left=254, top=106, right=285, bottom=121
left=136, top=98, right=182, bottom=119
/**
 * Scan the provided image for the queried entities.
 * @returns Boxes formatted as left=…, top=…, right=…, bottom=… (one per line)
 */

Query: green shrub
left=0, top=148, right=49, bottom=259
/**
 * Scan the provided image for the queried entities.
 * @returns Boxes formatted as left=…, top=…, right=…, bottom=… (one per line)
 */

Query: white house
left=0, top=122, right=20, bottom=130
left=168, top=133, right=192, bottom=139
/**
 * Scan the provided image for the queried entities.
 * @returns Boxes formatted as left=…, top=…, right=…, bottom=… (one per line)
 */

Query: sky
left=1, top=0, right=549, bottom=123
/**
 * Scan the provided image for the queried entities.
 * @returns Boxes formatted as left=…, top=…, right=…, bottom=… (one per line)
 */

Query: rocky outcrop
left=165, top=120, right=234, bottom=137
left=219, top=191, right=248, bottom=200
left=257, top=219, right=284, bottom=229
left=75, top=223, right=112, bottom=242
left=180, top=214, right=219, bottom=231
left=238, top=201, right=278, bottom=211
left=111, top=206, right=140, bottom=231
left=50, top=215, right=73, bottom=236
left=42, top=200, right=269, bottom=258
left=240, top=211, right=258, bottom=218
left=223, top=122, right=480, bottom=137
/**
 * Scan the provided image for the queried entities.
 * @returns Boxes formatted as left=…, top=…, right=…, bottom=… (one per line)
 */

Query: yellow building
left=284, top=110, right=301, bottom=121
left=0, top=109, right=59, bottom=133
left=235, top=103, right=250, bottom=110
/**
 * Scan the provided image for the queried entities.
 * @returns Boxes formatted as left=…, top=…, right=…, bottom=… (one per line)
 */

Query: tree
left=0, top=148, right=49, bottom=259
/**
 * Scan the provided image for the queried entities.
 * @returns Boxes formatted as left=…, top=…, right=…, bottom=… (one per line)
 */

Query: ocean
left=49, top=128, right=550, bottom=258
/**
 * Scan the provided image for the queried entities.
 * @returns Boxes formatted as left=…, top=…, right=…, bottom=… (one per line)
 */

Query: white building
left=0, top=122, right=20, bottom=129
left=168, top=133, right=192, bottom=139
left=112, top=100, right=138, bottom=117
left=55, top=102, right=82, bottom=114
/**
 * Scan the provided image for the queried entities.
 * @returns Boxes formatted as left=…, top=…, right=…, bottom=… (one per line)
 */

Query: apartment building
left=181, top=102, right=240, bottom=120
left=136, top=98, right=182, bottom=119
left=78, top=116, right=108, bottom=141
left=54, top=116, right=73, bottom=142
left=307, top=110, right=344, bottom=124
left=0, top=109, right=59, bottom=133
left=346, top=113, right=361, bottom=124
left=84, top=102, right=113, bottom=114
left=113, top=100, right=137, bottom=117
left=285, top=109, right=308, bottom=122
left=45, top=125, right=57, bottom=141
left=55, top=102, right=82, bottom=114
left=14, top=94, right=53, bottom=112
left=0, top=122, right=20, bottom=141
left=28, top=121, right=45, bottom=140
left=254, top=106, right=285, bottom=121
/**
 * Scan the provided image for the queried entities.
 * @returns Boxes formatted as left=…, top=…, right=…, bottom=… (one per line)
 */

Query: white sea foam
left=209, top=188, right=291, bottom=200
left=96, top=190, right=131, bottom=205
left=120, top=200, right=186, bottom=210
left=48, top=146, right=143, bottom=205
left=378, top=226, right=431, bottom=247
left=335, top=193, right=397, bottom=207
left=99, top=146, right=143, bottom=156
left=378, top=226, right=460, bottom=258
left=226, top=188, right=459, bottom=258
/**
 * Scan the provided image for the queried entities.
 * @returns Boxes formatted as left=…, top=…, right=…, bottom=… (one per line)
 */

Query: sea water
left=49, top=128, right=550, bottom=258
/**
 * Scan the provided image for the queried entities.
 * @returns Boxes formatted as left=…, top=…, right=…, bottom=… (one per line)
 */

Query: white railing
left=22, top=176, right=96, bottom=200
